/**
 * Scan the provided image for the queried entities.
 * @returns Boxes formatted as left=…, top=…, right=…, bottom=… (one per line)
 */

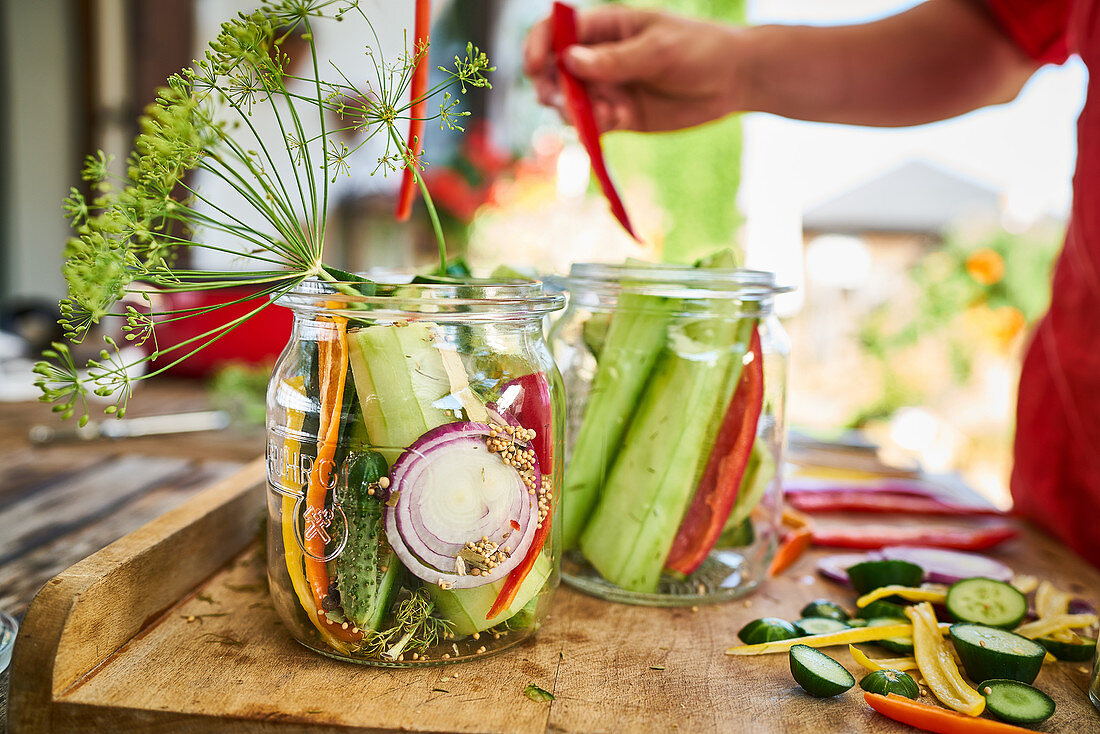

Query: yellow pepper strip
left=1011, top=575, right=1039, bottom=595
left=857, top=584, right=948, bottom=608
left=278, top=377, right=351, bottom=654
left=1030, top=582, right=1081, bottom=661
left=1014, top=613, right=1099, bottom=639
left=1049, top=628, right=1083, bottom=643
left=849, top=644, right=918, bottom=672
left=1035, top=580, right=1072, bottom=619
left=781, top=505, right=813, bottom=529
left=725, top=623, right=948, bottom=656
left=906, top=602, right=985, bottom=716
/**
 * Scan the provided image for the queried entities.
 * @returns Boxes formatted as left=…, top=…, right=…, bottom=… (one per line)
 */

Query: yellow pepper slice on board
left=1034, top=580, right=1073, bottom=619
left=1014, top=613, right=1098, bottom=639
left=726, top=623, right=948, bottom=656
left=906, top=602, right=984, bottom=716
left=848, top=644, right=918, bottom=672
left=1011, top=575, right=1038, bottom=594
left=1029, top=582, right=1085, bottom=660
left=857, top=584, right=948, bottom=608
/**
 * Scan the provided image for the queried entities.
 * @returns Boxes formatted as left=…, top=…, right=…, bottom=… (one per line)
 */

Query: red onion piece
left=816, top=552, right=877, bottom=585
left=1068, top=597, right=1097, bottom=615
left=385, top=422, right=539, bottom=589
left=785, top=476, right=960, bottom=502
left=878, top=546, right=1013, bottom=584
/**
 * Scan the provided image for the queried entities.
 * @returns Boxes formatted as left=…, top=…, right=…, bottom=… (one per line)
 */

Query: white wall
left=1, top=0, right=79, bottom=303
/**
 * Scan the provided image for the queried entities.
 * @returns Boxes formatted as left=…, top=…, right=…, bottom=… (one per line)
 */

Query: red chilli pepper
left=551, top=2, right=640, bottom=241
left=665, top=327, right=765, bottom=576
left=395, top=0, right=431, bottom=221
left=811, top=523, right=1017, bottom=551
left=787, top=491, right=1003, bottom=517
left=488, top=494, right=554, bottom=621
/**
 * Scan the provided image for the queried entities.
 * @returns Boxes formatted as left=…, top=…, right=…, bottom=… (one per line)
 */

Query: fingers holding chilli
left=523, top=16, right=554, bottom=79
left=573, top=4, right=654, bottom=45
left=562, top=33, right=665, bottom=84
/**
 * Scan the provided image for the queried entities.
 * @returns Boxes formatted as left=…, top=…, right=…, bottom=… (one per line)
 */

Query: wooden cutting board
left=8, top=459, right=1099, bottom=732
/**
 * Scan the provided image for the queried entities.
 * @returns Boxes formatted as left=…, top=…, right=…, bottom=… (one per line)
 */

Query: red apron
left=988, top=0, right=1100, bottom=567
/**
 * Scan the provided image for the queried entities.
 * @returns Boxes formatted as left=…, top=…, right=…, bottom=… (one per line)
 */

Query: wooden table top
left=3, top=381, right=1099, bottom=732
left=0, top=379, right=261, bottom=725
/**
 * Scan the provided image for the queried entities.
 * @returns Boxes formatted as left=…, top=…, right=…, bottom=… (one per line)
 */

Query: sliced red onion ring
left=1069, top=598, right=1097, bottom=615
left=878, top=546, right=1013, bottom=584
left=816, top=552, right=877, bottom=585
left=785, top=477, right=960, bottom=502
left=385, top=421, right=539, bottom=589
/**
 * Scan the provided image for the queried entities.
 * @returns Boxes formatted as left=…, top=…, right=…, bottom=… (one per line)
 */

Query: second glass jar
left=550, top=262, right=790, bottom=606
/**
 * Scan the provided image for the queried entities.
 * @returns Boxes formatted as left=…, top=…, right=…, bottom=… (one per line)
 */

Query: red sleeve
left=983, top=0, right=1072, bottom=64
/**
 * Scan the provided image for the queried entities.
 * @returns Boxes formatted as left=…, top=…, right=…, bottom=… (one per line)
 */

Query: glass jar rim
left=274, top=275, right=565, bottom=321
left=557, top=262, right=793, bottom=300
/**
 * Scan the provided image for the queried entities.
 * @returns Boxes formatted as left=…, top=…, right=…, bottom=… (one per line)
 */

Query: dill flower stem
left=388, top=125, right=447, bottom=275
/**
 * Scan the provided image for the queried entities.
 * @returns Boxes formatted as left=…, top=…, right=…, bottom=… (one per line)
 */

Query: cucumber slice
left=950, top=623, right=1046, bottom=685
left=789, top=644, right=855, bottom=698
left=1036, top=635, right=1097, bottom=662
left=866, top=617, right=914, bottom=654
left=945, top=577, right=1027, bottom=628
left=717, top=515, right=755, bottom=548
left=845, top=618, right=868, bottom=628
left=795, top=618, right=850, bottom=635
left=847, top=560, right=923, bottom=595
left=800, top=599, right=850, bottom=622
left=979, top=679, right=1056, bottom=724
left=859, top=669, right=920, bottom=700
left=738, top=617, right=805, bottom=645
left=857, top=599, right=908, bottom=620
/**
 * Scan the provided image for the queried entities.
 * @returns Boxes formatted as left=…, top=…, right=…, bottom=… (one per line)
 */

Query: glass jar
left=266, top=277, right=565, bottom=665
left=1091, top=641, right=1100, bottom=711
left=549, top=263, right=790, bottom=606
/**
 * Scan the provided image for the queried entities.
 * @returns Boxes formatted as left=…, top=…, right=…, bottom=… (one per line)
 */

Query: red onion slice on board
left=878, top=546, right=1013, bottom=584
left=816, top=552, right=878, bottom=585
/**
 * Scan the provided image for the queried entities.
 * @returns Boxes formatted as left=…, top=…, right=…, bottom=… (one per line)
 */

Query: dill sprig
left=35, top=0, right=494, bottom=425
left=359, top=588, right=454, bottom=660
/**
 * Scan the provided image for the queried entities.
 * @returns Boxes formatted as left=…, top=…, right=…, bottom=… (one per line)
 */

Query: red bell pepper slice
left=497, top=371, right=554, bottom=468
left=665, top=327, right=765, bottom=576
left=787, top=491, right=1003, bottom=517
left=865, top=692, right=1036, bottom=734
left=395, top=0, right=431, bottom=221
left=551, top=1, right=640, bottom=241
left=767, top=526, right=813, bottom=577
left=486, top=371, right=555, bottom=619
left=811, top=523, right=1017, bottom=551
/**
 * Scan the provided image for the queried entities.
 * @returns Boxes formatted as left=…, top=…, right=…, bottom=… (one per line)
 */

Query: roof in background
left=801, top=158, right=1002, bottom=235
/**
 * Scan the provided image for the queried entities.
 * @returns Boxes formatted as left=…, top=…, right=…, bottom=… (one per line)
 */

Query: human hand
left=523, top=4, right=744, bottom=133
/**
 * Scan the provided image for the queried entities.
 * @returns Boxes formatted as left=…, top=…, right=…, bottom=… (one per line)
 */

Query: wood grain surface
left=0, top=381, right=260, bottom=726
left=0, top=380, right=261, bottom=617
left=8, top=461, right=1100, bottom=733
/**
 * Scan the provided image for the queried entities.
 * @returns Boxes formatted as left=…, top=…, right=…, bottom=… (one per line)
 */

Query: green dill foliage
left=35, top=0, right=494, bottom=425
left=359, top=588, right=454, bottom=660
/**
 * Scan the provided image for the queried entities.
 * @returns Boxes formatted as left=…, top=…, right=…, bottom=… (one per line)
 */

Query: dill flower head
left=35, top=0, right=493, bottom=423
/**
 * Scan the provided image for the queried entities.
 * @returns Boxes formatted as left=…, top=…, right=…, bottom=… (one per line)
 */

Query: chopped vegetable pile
left=727, top=551, right=1098, bottom=728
